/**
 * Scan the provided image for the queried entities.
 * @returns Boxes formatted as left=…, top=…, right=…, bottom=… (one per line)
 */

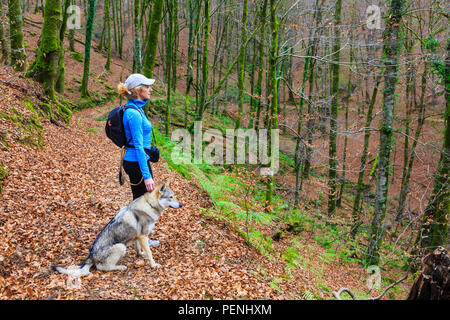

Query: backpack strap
left=122, top=104, right=139, bottom=149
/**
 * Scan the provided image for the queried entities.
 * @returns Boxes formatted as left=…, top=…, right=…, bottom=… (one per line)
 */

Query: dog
left=52, top=181, right=182, bottom=277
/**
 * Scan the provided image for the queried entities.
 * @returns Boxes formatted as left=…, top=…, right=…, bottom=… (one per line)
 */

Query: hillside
left=0, top=3, right=435, bottom=300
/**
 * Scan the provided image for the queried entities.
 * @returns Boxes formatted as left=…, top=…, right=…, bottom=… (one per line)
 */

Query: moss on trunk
left=26, top=0, right=62, bottom=101
left=143, top=0, right=163, bottom=78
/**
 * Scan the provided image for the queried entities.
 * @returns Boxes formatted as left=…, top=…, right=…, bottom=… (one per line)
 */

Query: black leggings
left=123, top=160, right=154, bottom=200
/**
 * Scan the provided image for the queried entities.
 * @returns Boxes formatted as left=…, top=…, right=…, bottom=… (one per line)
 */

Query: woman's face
left=137, top=85, right=152, bottom=101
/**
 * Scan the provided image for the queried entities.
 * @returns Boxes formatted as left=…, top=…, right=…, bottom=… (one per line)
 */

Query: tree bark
left=234, top=0, right=248, bottom=130
left=8, top=0, right=27, bottom=71
left=143, top=0, right=164, bottom=78
left=327, top=0, right=342, bottom=216
left=350, top=76, right=381, bottom=238
left=80, top=0, right=97, bottom=98
left=55, top=0, right=71, bottom=94
left=265, top=0, right=279, bottom=209
left=134, top=0, right=142, bottom=73
left=194, top=0, right=210, bottom=122
left=365, top=0, right=405, bottom=266
left=26, top=0, right=62, bottom=101
left=0, top=1, right=10, bottom=64
left=104, top=0, right=111, bottom=71
left=253, top=0, right=267, bottom=131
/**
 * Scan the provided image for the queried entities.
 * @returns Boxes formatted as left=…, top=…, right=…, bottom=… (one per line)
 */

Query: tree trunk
left=294, top=0, right=323, bottom=206
left=80, top=0, right=97, bottom=98
left=55, top=0, right=71, bottom=94
left=396, top=32, right=415, bottom=220
left=8, top=0, right=27, bottom=71
left=143, top=0, right=163, bottom=78
left=327, top=0, right=342, bottom=216
left=194, top=0, right=210, bottom=123
left=118, top=0, right=124, bottom=58
left=111, top=0, right=118, bottom=52
left=165, top=0, right=175, bottom=136
left=254, top=0, right=267, bottom=131
left=265, top=0, right=279, bottom=209
left=0, top=0, right=10, bottom=64
left=26, top=0, right=62, bottom=101
left=365, top=0, right=405, bottom=266
left=407, top=246, right=450, bottom=300
left=104, top=0, right=111, bottom=71
left=134, top=0, right=142, bottom=73
left=234, top=0, right=248, bottom=130
left=184, top=0, right=198, bottom=127
left=396, top=61, right=428, bottom=221
left=171, top=0, right=178, bottom=92
left=302, top=0, right=324, bottom=180
left=350, top=76, right=381, bottom=237
left=336, top=48, right=352, bottom=207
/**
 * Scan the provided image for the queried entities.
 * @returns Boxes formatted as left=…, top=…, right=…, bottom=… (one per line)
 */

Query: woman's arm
left=125, top=109, right=152, bottom=181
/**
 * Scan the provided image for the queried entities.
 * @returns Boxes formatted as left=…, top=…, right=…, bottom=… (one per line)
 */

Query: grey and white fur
left=52, top=181, right=182, bottom=277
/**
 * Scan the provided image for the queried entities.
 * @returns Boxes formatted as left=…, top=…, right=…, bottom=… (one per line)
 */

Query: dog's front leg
left=137, top=235, right=161, bottom=269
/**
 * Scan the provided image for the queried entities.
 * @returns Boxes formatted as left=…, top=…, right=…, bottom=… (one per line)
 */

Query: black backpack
left=105, top=104, right=160, bottom=161
left=105, top=104, right=134, bottom=148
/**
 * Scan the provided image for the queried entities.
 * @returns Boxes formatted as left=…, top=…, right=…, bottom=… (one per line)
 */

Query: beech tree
left=26, top=0, right=62, bottom=101
left=365, top=0, right=406, bottom=267
left=80, top=0, right=97, bottom=98
left=8, top=0, right=27, bottom=71
left=265, top=0, right=279, bottom=208
left=143, top=0, right=163, bottom=78
left=327, top=0, right=342, bottom=216
left=0, top=0, right=10, bottom=64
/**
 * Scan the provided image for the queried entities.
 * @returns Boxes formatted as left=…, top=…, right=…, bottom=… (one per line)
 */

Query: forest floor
left=0, top=12, right=427, bottom=300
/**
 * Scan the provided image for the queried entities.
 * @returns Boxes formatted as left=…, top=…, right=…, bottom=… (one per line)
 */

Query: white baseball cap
left=124, top=74, right=156, bottom=91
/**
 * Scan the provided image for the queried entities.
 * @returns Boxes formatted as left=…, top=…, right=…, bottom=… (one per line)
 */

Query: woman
left=117, top=73, right=156, bottom=199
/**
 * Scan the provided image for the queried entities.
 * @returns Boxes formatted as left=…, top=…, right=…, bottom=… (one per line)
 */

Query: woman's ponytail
left=118, top=83, right=133, bottom=99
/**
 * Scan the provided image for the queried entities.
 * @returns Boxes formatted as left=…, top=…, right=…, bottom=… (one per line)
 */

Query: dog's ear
left=160, top=183, right=166, bottom=193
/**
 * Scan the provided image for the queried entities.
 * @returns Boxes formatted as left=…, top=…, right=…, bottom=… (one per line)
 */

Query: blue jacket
left=122, top=99, right=152, bottom=180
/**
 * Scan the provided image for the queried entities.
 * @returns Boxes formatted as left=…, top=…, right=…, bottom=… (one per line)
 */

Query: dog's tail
left=52, top=257, right=93, bottom=277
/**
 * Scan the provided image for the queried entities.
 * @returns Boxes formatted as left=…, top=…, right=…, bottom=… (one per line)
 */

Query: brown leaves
left=0, top=91, right=282, bottom=299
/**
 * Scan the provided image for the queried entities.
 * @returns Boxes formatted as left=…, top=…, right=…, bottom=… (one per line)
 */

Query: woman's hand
left=144, top=178, right=155, bottom=192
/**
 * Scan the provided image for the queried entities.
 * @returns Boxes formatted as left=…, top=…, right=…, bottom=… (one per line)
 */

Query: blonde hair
left=117, top=83, right=143, bottom=100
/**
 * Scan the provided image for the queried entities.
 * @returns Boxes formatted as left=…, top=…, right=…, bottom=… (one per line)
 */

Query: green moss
left=85, top=128, right=97, bottom=135
left=0, top=162, right=7, bottom=193
left=39, top=103, right=53, bottom=118
left=54, top=102, right=72, bottom=123
left=1, top=104, right=45, bottom=148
